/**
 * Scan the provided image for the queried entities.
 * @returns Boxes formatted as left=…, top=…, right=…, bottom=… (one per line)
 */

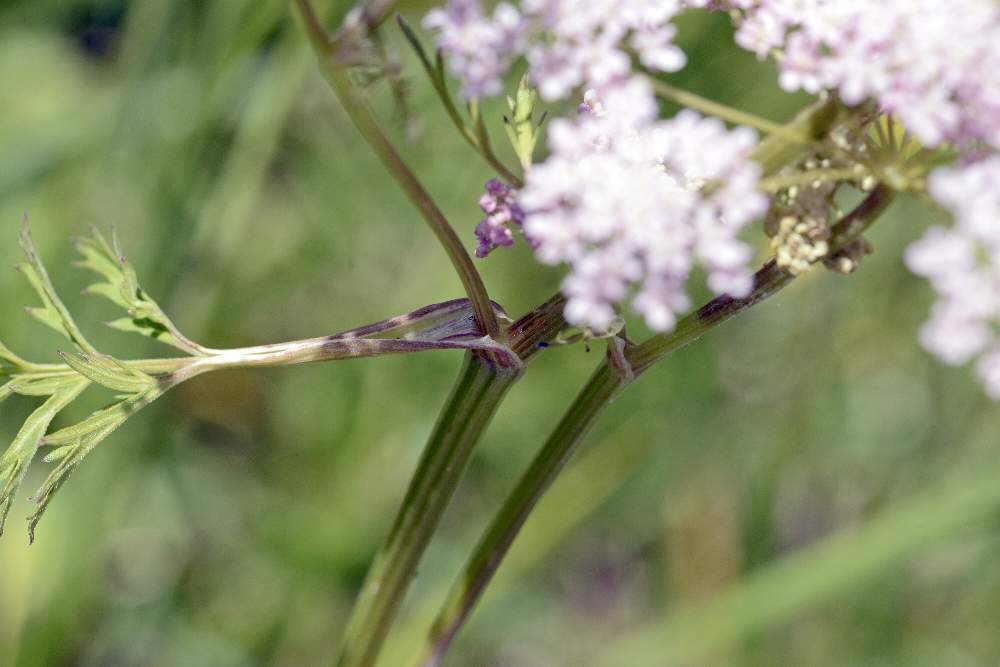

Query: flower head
left=731, top=0, right=1000, bottom=148
left=426, top=0, right=688, bottom=103
left=521, top=83, right=766, bottom=332
left=906, top=156, right=1000, bottom=398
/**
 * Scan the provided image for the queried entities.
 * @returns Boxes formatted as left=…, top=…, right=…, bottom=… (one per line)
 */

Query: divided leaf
left=28, top=386, right=163, bottom=542
left=0, top=378, right=89, bottom=536
left=74, top=227, right=201, bottom=354
left=0, top=221, right=189, bottom=543
left=17, top=221, right=98, bottom=355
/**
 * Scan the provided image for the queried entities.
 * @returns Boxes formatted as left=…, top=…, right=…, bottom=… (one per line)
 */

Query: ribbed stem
left=291, top=0, right=502, bottom=341
left=413, top=185, right=896, bottom=667
left=335, top=351, right=521, bottom=667
left=415, top=359, right=625, bottom=667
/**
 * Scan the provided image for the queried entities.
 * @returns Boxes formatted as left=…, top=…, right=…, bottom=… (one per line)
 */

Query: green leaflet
left=0, top=221, right=184, bottom=542
left=28, top=386, right=162, bottom=542
left=1, top=339, right=29, bottom=374
left=17, top=221, right=98, bottom=355
left=58, top=350, right=158, bottom=394
left=73, top=227, right=200, bottom=354
left=105, top=317, right=183, bottom=349
left=0, top=377, right=89, bottom=537
left=8, top=373, right=85, bottom=397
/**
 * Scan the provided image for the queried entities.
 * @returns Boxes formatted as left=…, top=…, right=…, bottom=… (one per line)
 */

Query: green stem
left=648, top=77, right=811, bottom=144
left=759, top=166, right=869, bottom=193
left=415, top=357, right=628, bottom=667
left=291, top=0, right=502, bottom=341
left=395, top=15, right=523, bottom=187
left=412, top=185, right=896, bottom=667
left=753, top=94, right=843, bottom=177
left=335, top=351, right=522, bottom=667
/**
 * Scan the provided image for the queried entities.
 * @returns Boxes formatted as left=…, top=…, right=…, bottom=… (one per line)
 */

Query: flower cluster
left=728, top=0, right=1000, bottom=148
left=425, top=0, right=1000, bottom=398
left=423, top=0, right=524, bottom=98
left=475, top=178, right=525, bottom=258
left=521, top=84, right=767, bottom=332
left=427, top=2, right=767, bottom=332
left=905, top=157, right=1000, bottom=399
left=424, top=0, right=688, bottom=103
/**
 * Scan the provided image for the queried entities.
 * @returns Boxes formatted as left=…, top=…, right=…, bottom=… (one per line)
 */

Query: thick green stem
left=415, top=357, right=627, bottom=667
left=336, top=351, right=521, bottom=667
left=413, top=185, right=896, bottom=667
left=291, top=0, right=502, bottom=341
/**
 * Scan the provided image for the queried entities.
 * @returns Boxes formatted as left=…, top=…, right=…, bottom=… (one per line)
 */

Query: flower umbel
left=521, top=84, right=767, bottom=332
left=906, top=156, right=1000, bottom=398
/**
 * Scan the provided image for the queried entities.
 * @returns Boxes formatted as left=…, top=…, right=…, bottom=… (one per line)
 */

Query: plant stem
left=412, top=185, right=896, bottom=667
left=648, top=77, right=811, bottom=144
left=291, top=0, right=503, bottom=341
left=753, top=94, right=843, bottom=177
left=396, top=15, right=523, bottom=187
left=415, top=356, right=628, bottom=667
left=335, top=350, right=522, bottom=667
left=327, top=293, right=570, bottom=667
left=759, top=166, right=869, bottom=193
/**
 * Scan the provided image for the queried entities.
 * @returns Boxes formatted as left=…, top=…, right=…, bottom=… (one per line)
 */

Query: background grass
left=1, top=2, right=999, bottom=666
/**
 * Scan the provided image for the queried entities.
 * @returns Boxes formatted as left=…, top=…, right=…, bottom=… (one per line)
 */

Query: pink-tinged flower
left=423, top=0, right=525, bottom=98
left=906, top=157, right=1000, bottom=398
left=520, top=83, right=767, bottom=333
left=474, top=178, right=525, bottom=258
left=732, top=0, right=1000, bottom=148
left=426, top=0, right=688, bottom=103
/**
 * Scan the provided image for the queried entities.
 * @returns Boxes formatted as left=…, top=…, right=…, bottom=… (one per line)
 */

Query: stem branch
left=336, top=351, right=521, bottom=667
left=291, top=0, right=502, bottom=340
left=413, top=185, right=896, bottom=667
left=648, top=77, right=811, bottom=144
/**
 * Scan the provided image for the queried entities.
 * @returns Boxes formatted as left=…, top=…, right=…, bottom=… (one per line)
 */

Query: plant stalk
left=412, top=185, right=896, bottom=667
left=291, top=0, right=503, bottom=341
left=336, top=350, right=521, bottom=667
left=648, top=76, right=810, bottom=143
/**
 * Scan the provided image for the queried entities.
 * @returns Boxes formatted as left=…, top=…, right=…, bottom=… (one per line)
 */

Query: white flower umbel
left=906, top=157, right=1000, bottom=399
left=425, top=0, right=688, bottom=103
left=731, top=0, right=1000, bottom=148
left=521, top=81, right=767, bottom=332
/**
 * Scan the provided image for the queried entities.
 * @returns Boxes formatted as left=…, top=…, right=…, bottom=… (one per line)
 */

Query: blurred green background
left=2, top=2, right=999, bottom=666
